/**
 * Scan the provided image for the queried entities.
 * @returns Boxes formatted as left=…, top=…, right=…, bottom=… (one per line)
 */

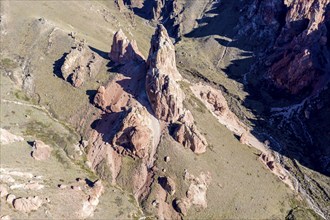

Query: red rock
left=31, top=140, right=52, bottom=161
left=108, top=29, right=145, bottom=64
left=146, top=24, right=184, bottom=122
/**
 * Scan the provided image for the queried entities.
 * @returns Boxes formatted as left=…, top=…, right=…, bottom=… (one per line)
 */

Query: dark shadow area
left=89, top=46, right=110, bottom=60
left=84, top=178, right=95, bottom=187
left=27, top=140, right=34, bottom=147
left=123, top=0, right=180, bottom=41
left=184, top=0, right=330, bottom=176
left=86, top=90, right=97, bottom=105
left=53, top=52, right=68, bottom=79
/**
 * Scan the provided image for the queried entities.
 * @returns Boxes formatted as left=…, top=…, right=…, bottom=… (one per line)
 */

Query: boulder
left=13, top=196, right=43, bottom=213
left=31, top=140, right=52, bottom=161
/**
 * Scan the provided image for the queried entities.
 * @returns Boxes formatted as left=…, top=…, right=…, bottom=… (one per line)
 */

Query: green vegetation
left=0, top=58, right=18, bottom=69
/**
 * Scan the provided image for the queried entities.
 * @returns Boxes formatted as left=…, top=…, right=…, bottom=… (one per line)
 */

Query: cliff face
left=146, top=24, right=184, bottom=123
left=267, top=0, right=330, bottom=94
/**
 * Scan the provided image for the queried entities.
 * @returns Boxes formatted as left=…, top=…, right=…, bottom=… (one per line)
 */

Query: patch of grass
left=14, top=90, right=30, bottom=102
left=0, top=58, right=18, bottom=69
left=95, top=158, right=112, bottom=183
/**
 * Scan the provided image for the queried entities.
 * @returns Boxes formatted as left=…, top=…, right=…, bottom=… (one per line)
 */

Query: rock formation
left=112, top=106, right=157, bottom=159
left=80, top=180, right=104, bottom=219
left=31, top=140, right=52, bottom=161
left=61, top=40, right=103, bottom=87
left=173, top=110, right=207, bottom=154
left=267, top=0, right=330, bottom=94
left=108, top=29, right=145, bottom=64
left=93, top=85, right=106, bottom=109
left=174, top=171, right=211, bottom=216
left=0, top=129, right=24, bottom=145
left=146, top=24, right=184, bottom=123
left=13, top=196, right=43, bottom=213
left=146, top=25, right=208, bottom=153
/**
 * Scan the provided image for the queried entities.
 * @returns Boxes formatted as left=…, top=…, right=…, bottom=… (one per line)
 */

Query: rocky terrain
left=1, top=0, right=329, bottom=219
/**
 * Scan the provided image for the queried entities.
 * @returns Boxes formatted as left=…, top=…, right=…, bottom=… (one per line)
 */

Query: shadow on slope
left=184, top=0, right=330, bottom=176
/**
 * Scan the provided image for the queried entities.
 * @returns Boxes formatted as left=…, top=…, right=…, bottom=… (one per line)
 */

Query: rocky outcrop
left=93, top=85, right=106, bottom=109
left=174, top=171, right=211, bottom=216
left=13, top=196, right=43, bottom=213
left=109, top=29, right=145, bottom=64
left=80, top=180, right=104, bottom=219
left=259, top=151, right=294, bottom=190
left=112, top=106, right=156, bottom=159
left=31, top=140, right=52, bottom=161
left=146, top=25, right=207, bottom=153
left=146, top=24, right=184, bottom=123
left=266, top=0, right=330, bottom=94
left=173, top=110, right=207, bottom=154
left=61, top=40, right=103, bottom=87
left=0, top=129, right=24, bottom=145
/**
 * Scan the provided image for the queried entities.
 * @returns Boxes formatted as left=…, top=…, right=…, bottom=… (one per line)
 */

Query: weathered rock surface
left=146, top=24, right=184, bottom=123
left=61, top=40, right=103, bottom=87
left=108, top=29, right=145, bottom=64
left=31, top=140, right=52, bottom=161
left=173, top=110, right=207, bottom=154
left=13, top=196, right=43, bottom=213
left=93, top=85, right=106, bottom=109
left=174, top=171, right=211, bottom=216
left=112, top=106, right=155, bottom=159
left=259, top=151, right=294, bottom=190
left=80, top=180, right=104, bottom=219
left=0, top=128, right=24, bottom=145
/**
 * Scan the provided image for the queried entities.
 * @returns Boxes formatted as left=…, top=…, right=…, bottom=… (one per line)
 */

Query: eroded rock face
left=109, top=29, right=145, bottom=64
left=146, top=24, right=184, bottom=123
left=61, top=40, right=103, bottom=87
left=112, top=106, right=155, bottom=159
left=31, top=140, right=52, bottom=161
left=13, top=196, right=43, bottom=213
left=80, top=180, right=104, bottom=219
left=93, top=85, right=106, bottom=109
left=267, top=0, right=330, bottom=94
left=173, top=110, right=207, bottom=154
left=174, top=171, right=211, bottom=216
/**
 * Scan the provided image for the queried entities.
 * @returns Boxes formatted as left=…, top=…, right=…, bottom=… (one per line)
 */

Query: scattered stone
left=13, top=196, right=43, bottom=213
left=31, top=140, right=52, bottom=161
left=71, top=186, right=81, bottom=191
left=58, top=184, right=67, bottom=189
